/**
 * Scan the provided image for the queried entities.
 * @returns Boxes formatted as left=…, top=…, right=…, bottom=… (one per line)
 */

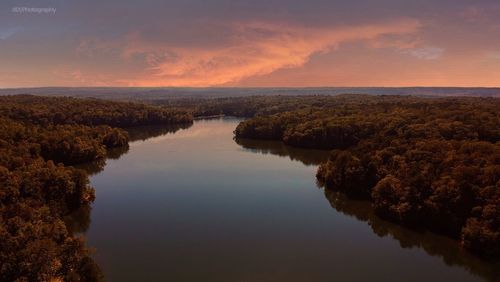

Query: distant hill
left=0, top=87, right=499, bottom=100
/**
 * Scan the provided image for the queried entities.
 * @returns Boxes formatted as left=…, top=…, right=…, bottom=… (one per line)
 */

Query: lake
left=75, top=117, right=499, bottom=282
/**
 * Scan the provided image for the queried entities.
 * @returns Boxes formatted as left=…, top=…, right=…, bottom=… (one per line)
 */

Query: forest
left=154, top=94, right=389, bottom=117
left=1, top=93, right=499, bottom=281
left=0, top=95, right=192, bottom=281
left=233, top=95, right=500, bottom=257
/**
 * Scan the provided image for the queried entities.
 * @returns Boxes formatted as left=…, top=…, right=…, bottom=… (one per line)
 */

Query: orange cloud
left=121, top=19, right=421, bottom=86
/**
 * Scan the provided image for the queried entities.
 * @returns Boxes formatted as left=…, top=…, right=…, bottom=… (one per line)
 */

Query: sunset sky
left=1, top=0, right=500, bottom=88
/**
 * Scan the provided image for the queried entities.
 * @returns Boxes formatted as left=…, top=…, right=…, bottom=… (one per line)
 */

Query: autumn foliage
left=235, top=95, right=500, bottom=257
left=0, top=95, right=193, bottom=281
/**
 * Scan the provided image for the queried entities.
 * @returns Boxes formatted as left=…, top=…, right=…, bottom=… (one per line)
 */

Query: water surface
left=78, top=118, right=498, bottom=282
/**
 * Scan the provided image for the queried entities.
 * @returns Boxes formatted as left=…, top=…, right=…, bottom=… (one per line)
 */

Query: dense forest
left=0, top=95, right=192, bottom=127
left=155, top=94, right=390, bottom=117
left=234, top=95, right=500, bottom=257
left=235, top=135, right=500, bottom=279
left=2, top=93, right=499, bottom=280
left=0, top=95, right=192, bottom=281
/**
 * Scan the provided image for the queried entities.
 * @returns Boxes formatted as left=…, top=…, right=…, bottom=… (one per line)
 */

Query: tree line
left=234, top=95, right=500, bottom=257
left=0, top=95, right=193, bottom=281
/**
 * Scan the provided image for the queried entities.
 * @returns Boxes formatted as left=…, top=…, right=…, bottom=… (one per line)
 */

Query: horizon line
left=1, top=86, right=500, bottom=90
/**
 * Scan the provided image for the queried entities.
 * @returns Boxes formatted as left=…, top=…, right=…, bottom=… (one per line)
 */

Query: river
left=75, top=117, right=499, bottom=282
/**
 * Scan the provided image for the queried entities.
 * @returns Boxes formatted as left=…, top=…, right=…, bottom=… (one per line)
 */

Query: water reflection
left=324, top=190, right=500, bottom=282
left=75, top=119, right=499, bottom=281
left=69, top=124, right=193, bottom=234
left=235, top=138, right=329, bottom=166
left=236, top=138, right=499, bottom=282
left=77, top=123, right=192, bottom=175
left=78, top=146, right=131, bottom=176
left=126, top=123, right=192, bottom=142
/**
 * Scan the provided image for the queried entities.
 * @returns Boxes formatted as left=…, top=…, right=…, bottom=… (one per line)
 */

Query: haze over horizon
left=1, top=0, right=500, bottom=88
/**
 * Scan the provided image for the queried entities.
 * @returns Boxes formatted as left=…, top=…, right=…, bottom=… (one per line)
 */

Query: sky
left=1, top=0, right=500, bottom=88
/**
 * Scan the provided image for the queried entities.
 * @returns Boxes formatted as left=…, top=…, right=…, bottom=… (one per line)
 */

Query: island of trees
left=0, top=95, right=192, bottom=281
left=233, top=95, right=500, bottom=257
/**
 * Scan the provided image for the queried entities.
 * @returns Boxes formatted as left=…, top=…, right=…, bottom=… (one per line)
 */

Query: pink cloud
left=405, top=47, right=445, bottom=60
left=118, top=19, right=421, bottom=86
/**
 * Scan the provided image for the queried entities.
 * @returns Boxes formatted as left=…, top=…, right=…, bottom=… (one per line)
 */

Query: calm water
left=77, top=118, right=499, bottom=282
